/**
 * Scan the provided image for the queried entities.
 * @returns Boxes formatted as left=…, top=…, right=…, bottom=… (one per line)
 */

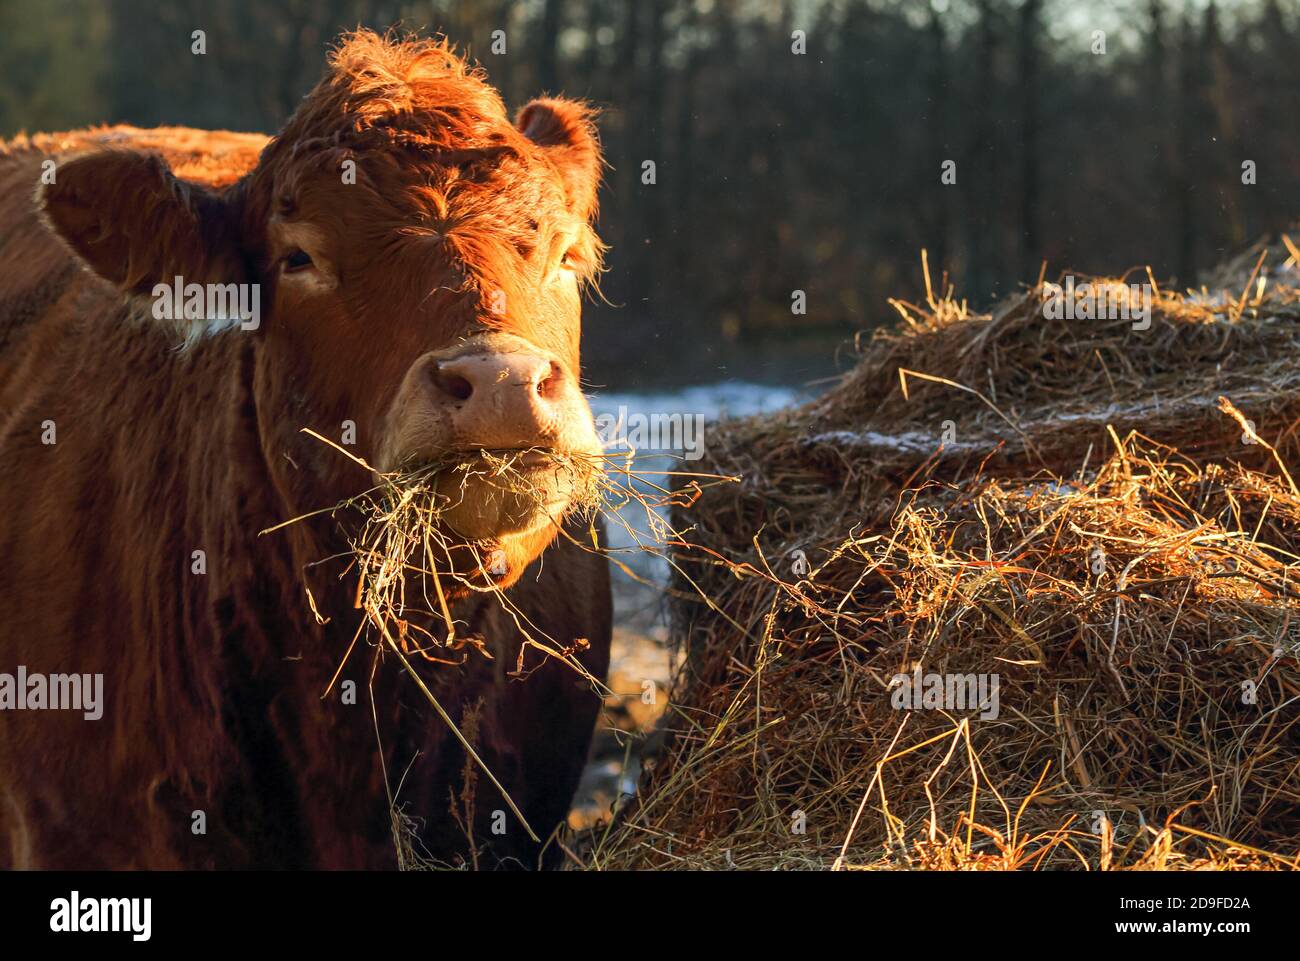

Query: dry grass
left=262, top=432, right=726, bottom=864
left=586, top=238, right=1300, bottom=871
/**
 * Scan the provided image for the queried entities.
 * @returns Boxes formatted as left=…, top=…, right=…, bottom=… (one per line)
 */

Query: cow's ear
left=39, top=150, right=244, bottom=296
left=518, top=98, right=602, bottom=222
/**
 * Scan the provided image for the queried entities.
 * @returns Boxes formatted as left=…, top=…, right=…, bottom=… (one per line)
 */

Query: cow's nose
left=429, top=350, right=567, bottom=449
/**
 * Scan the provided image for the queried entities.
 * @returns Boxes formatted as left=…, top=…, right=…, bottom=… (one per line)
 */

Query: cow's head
left=39, top=31, right=607, bottom=592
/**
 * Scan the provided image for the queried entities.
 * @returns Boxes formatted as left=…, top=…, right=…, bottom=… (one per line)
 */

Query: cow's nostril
left=433, top=367, right=474, bottom=402
left=536, top=360, right=564, bottom=400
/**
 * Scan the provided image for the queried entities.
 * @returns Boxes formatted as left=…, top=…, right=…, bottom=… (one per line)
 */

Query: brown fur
left=0, top=32, right=611, bottom=869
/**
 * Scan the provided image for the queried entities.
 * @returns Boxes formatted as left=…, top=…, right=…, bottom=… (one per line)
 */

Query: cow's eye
left=283, top=249, right=314, bottom=273
left=559, top=247, right=576, bottom=270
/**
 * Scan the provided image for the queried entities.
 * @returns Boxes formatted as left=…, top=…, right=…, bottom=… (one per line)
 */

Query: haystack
left=588, top=238, right=1300, bottom=870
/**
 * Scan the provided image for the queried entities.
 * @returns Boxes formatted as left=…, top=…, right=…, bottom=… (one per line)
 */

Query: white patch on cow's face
left=131, top=279, right=261, bottom=351
left=198, top=295, right=256, bottom=340
left=132, top=219, right=338, bottom=350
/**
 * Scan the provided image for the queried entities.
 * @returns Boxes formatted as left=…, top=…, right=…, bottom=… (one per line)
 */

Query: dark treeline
left=2, top=0, right=1298, bottom=387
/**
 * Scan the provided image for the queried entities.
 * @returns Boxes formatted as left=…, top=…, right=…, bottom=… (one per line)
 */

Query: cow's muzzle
left=376, top=334, right=602, bottom=541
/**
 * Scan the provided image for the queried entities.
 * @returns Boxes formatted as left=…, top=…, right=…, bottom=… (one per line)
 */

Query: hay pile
left=588, top=239, right=1300, bottom=870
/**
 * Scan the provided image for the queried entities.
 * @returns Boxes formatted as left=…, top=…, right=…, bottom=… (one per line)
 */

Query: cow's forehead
left=278, top=144, right=567, bottom=220
left=261, top=34, right=535, bottom=181
left=241, top=34, right=602, bottom=301
left=249, top=41, right=576, bottom=239
left=260, top=147, right=576, bottom=288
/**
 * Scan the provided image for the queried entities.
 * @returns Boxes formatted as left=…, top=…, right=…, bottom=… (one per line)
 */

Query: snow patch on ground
left=587, top=381, right=811, bottom=615
left=587, top=380, right=802, bottom=424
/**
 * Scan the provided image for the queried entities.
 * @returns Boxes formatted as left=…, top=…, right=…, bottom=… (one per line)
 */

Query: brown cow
left=0, top=31, right=611, bottom=869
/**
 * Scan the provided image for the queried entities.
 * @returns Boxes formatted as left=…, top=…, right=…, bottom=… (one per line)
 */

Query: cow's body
left=0, top=39, right=612, bottom=870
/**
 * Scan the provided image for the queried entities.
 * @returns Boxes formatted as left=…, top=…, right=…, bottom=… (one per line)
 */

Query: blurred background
left=3, top=0, right=1298, bottom=393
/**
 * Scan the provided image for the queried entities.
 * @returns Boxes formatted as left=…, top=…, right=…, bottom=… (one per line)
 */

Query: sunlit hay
left=262, top=429, right=732, bottom=863
left=270, top=431, right=736, bottom=705
left=267, top=429, right=731, bottom=682
left=339, top=448, right=604, bottom=661
left=271, top=432, right=743, bottom=856
left=592, top=440, right=1300, bottom=871
left=586, top=240, right=1300, bottom=871
left=712, top=237, right=1300, bottom=499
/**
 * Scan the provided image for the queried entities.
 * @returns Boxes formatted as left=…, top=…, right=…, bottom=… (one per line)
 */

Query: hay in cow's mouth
left=263, top=432, right=726, bottom=669
left=413, top=447, right=602, bottom=540
left=261, top=428, right=733, bottom=857
left=349, top=446, right=601, bottom=652
left=261, top=437, right=614, bottom=848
